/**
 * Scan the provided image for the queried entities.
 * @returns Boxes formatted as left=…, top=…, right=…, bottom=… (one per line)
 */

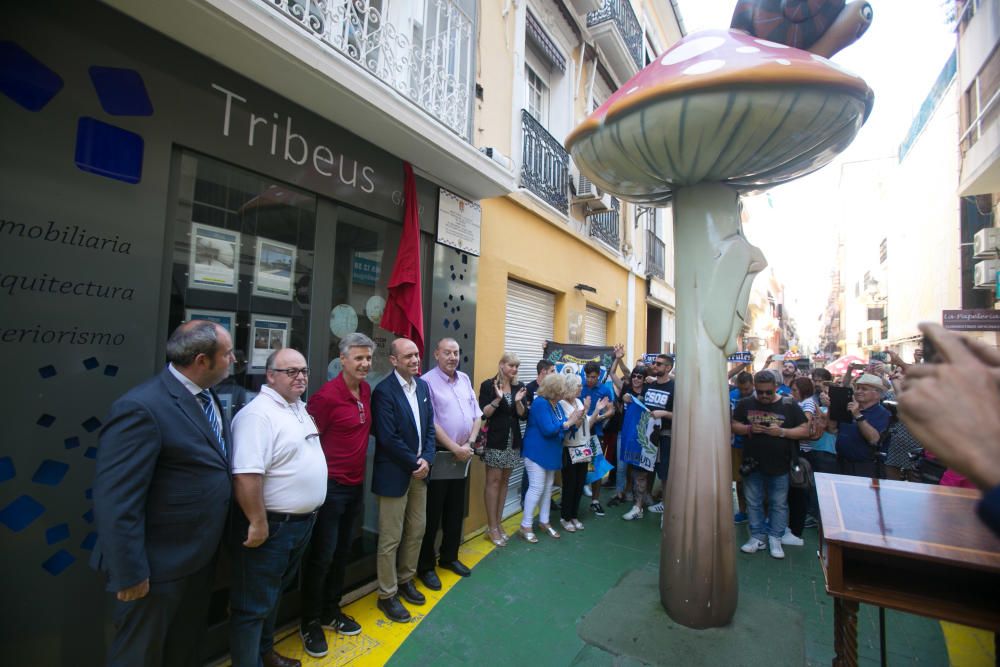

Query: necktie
left=198, top=390, right=226, bottom=454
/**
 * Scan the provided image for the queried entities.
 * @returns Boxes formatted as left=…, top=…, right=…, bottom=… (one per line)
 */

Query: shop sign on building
left=942, top=309, right=1000, bottom=331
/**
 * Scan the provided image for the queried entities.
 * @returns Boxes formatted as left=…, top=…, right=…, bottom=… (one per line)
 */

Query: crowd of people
left=90, top=319, right=1000, bottom=667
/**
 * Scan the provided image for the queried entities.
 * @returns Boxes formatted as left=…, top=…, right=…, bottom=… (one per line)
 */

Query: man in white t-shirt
left=229, top=348, right=327, bottom=667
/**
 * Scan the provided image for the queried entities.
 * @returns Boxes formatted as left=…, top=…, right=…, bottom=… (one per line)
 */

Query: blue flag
left=619, top=397, right=657, bottom=472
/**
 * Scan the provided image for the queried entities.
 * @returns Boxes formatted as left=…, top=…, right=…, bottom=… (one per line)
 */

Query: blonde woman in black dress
left=479, top=352, right=527, bottom=546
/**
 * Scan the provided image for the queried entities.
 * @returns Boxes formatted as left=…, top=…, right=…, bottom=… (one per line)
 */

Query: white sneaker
left=572, top=518, right=585, bottom=531
left=648, top=502, right=664, bottom=514
left=623, top=506, right=644, bottom=521
left=768, top=536, right=785, bottom=559
left=583, top=485, right=593, bottom=497
left=781, top=528, right=804, bottom=546
left=740, top=537, right=765, bottom=554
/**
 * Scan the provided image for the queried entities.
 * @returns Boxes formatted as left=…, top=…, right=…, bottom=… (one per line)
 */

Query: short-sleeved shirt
left=643, top=379, right=675, bottom=436
left=835, top=402, right=891, bottom=462
left=306, top=373, right=371, bottom=485
left=581, top=382, right=616, bottom=437
left=232, top=385, right=327, bottom=514
left=732, top=396, right=807, bottom=476
left=423, top=366, right=482, bottom=447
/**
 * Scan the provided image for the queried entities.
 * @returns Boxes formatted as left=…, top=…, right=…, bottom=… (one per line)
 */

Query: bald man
left=229, top=348, right=326, bottom=667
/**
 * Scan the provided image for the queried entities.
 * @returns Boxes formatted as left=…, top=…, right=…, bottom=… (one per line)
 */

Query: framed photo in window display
left=184, top=309, right=236, bottom=338
left=249, top=314, right=291, bottom=373
left=253, top=237, right=296, bottom=301
left=189, top=222, right=240, bottom=292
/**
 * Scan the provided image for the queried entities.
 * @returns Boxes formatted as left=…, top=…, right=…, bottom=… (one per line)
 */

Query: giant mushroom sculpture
left=566, top=28, right=873, bottom=629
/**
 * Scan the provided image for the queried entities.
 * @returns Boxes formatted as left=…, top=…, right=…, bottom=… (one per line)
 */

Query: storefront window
left=169, top=151, right=317, bottom=415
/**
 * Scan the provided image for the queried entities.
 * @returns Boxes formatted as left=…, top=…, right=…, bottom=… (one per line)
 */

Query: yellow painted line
left=258, top=513, right=526, bottom=666
left=940, top=621, right=996, bottom=667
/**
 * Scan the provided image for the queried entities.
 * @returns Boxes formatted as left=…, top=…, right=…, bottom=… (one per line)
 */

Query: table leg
left=833, top=598, right=859, bottom=667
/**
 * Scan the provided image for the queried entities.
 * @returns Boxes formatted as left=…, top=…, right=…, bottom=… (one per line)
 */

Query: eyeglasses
left=652, top=361, right=665, bottom=367
left=273, top=367, right=309, bottom=378
left=357, top=400, right=366, bottom=424
left=756, top=389, right=776, bottom=396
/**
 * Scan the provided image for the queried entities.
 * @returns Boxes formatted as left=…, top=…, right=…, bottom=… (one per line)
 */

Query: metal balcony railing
left=589, top=198, right=620, bottom=249
left=646, top=228, right=665, bottom=279
left=586, top=0, right=643, bottom=69
left=520, top=110, right=569, bottom=213
left=262, top=0, right=474, bottom=140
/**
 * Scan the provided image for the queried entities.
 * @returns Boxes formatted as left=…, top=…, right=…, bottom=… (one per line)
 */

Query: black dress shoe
left=419, top=569, right=442, bottom=591
left=439, top=560, right=471, bottom=577
left=398, top=579, right=426, bottom=605
left=376, top=595, right=411, bottom=623
left=262, top=650, right=302, bottom=667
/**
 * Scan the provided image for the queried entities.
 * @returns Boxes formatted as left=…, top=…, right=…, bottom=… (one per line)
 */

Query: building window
left=525, top=63, right=549, bottom=128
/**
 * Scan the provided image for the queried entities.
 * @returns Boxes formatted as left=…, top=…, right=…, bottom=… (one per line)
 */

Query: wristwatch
left=854, top=414, right=866, bottom=423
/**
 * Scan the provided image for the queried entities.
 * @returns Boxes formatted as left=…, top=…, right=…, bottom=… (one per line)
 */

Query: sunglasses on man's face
left=756, top=389, right=776, bottom=396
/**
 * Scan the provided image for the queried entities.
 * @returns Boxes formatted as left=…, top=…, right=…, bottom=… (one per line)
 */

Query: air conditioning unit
left=570, top=163, right=600, bottom=201
left=584, top=193, right=614, bottom=213
left=973, top=227, right=1000, bottom=259
left=973, top=258, right=1000, bottom=289
left=479, top=146, right=513, bottom=170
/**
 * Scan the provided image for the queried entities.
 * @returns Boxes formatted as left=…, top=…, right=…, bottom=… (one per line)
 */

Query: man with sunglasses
left=731, top=371, right=809, bottom=559
left=229, top=348, right=326, bottom=667
left=298, top=333, right=376, bottom=657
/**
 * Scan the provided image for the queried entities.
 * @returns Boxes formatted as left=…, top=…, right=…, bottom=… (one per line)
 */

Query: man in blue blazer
left=371, top=337, right=436, bottom=622
left=92, top=320, right=235, bottom=667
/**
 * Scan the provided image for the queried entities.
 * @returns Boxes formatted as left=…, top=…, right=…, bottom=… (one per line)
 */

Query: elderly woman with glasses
left=520, top=374, right=583, bottom=542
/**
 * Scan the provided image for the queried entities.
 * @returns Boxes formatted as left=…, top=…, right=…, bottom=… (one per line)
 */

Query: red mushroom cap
left=565, top=29, right=874, bottom=202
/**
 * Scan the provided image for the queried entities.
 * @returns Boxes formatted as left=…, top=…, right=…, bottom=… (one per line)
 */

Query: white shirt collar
left=394, top=369, right=416, bottom=392
left=259, top=384, right=304, bottom=408
left=168, top=363, right=205, bottom=396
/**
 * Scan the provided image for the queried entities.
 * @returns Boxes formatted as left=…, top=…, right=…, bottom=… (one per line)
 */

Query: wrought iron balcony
left=589, top=198, right=620, bottom=249
left=520, top=110, right=569, bottom=213
left=263, top=0, right=474, bottom=140
left=646, top=228, right=665, bottom=279
left=586, top=0, right=643, bottom=69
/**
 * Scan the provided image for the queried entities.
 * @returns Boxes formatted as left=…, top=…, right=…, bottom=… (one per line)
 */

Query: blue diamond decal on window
left=80, top=531, right=97, bottom=551
left=38, top=365, right=57, bottom=378
left=83, top=357, right=99, bottom=370
left=42, top=549, right=75, bottom=576
left=64, top=437, right=80, bottom=450
left=104, top=365, right=119, bottom=377
left=74, top=117, right=143, bottom=184
left=88, top=66, right=153, bottom=116
left=82, top=417, right=102, bottom=432
left=32, top=460, right=69, bottom=486
left=0, top=495, right=45, bottom=532
left=46, top=523, right=70, bottom=545
left=0, top=41, right=63, bottom=111
left=37, top=414, right=55, bottom=428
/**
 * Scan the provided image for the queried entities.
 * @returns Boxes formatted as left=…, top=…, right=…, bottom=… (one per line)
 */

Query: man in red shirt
left=298, top=333, right=374, bottom=658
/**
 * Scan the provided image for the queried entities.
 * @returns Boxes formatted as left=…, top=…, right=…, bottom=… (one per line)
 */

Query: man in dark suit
left=371, top=337, right=436, bottom=623
left=92, top=320, right=235, bottom=667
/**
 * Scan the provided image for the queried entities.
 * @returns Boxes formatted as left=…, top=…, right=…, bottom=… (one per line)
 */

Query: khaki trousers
left=376, top=478, right=427, bottom=598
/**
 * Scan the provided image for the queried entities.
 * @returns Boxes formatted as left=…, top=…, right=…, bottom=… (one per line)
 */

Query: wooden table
left=815, top=473, right=1000, bottom=666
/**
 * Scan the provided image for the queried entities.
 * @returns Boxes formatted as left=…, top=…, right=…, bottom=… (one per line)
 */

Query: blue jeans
left=744, top=471, right=789, bottom=540
left=229, top=514, right=316, bottom=667
left=300, top=480, right=363, bottom=624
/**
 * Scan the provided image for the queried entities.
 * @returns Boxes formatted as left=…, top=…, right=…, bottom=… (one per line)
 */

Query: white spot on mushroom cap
left=776, top=58, right=791, bottom=66
left=755, top=38, right=789, bottom=49
left=661, top=36, right=726, bottom=66
left=682, top=59, right=726, bottom=76
left=736, top=46, right=760, bottom=53
left=626, top=86, right=639, bottom=94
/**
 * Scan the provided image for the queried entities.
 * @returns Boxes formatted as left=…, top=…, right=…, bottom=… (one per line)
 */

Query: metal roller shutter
left=583, top=305, right=607, bottom=347
left=503, top=279, right=555, bottom=518
left=504, top=279, right=555, bottom=384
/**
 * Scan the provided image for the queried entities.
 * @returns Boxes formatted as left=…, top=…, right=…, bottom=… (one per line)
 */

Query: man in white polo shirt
left=229, top=348, right=326, bottom=667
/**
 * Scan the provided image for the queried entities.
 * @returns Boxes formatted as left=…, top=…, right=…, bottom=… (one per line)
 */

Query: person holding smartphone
left=827, top=373, right=891, bottom=477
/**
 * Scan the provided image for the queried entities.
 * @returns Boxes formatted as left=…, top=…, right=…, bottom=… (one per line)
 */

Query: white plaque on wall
left=436, top=188, right=481, bottom=256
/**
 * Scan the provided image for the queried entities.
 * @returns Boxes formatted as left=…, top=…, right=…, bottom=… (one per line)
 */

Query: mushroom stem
left=659, top=182, right=765, bottom=629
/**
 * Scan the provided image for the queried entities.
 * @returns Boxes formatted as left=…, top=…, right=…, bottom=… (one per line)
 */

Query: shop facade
left=1, top=2, right=494, bottom=663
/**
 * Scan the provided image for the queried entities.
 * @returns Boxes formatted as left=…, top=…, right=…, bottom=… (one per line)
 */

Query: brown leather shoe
left=262, top=650, right=301, bottom=667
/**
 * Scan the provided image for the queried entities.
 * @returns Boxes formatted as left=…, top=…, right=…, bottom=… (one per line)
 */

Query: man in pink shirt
left=298, top=333, right=374, bottom=658
left=417, top=338, right=483, bottom=590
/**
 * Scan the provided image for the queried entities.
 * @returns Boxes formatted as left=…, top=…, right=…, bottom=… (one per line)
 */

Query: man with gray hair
left=829, top=372, right=891, bottom=477
left=298, top=333, right=375, bottom=656
left=92, top=320, right=235, bottom=667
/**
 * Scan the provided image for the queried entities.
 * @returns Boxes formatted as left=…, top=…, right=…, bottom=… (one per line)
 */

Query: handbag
left=568, top=442, right=594, bottom=464
left=473, top=422, right=488, bottom=456
left=789, top=454, right=812, bottom=489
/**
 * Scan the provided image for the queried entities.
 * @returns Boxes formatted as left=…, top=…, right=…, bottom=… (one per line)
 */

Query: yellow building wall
left=463, top=196, right=645, bottom=534
left=474, top=2, right=516, bottom=156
